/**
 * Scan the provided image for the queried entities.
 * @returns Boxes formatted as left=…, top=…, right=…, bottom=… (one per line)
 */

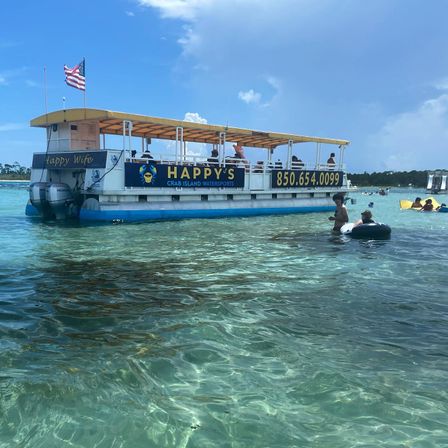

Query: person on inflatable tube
left=354, top=210, right=375, bottom=226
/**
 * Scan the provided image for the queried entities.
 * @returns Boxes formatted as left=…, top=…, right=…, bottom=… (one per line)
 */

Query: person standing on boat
left=329, top=193, right=348, bottom=232
left=233, top=143, right=245, bottom=158
left=233, top=143, right=249, bottom=171
left=327, top=153, right=336, bottom=170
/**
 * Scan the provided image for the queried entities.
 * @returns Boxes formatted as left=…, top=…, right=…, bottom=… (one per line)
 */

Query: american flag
left=64, top=59, right=85, bottom=91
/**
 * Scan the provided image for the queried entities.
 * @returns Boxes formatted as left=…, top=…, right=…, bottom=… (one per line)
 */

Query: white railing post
left=122, top=120, right=133, bottom=157
left=315, top=142, right=321, bottom=169
left=338, top=145, right=345, bottom=170
left=287, top=139, right=293, bottom=169
left=176, top=126, right=184, bottom=164
left=219, top=132, right=226, bottom=166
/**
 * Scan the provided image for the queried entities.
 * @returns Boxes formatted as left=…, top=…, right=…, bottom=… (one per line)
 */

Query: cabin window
left=326, top=192, right=331, bottom=197
left=172, top=195, right=180, bottom=201
left=292, top=193, right=297, bottom=198
left=138, top=195, right=147, bottom=202
left=227, top=194, right=234, bottom=200
left=309, top=192, right=314, bottom=198
left=272, top=193, right=277, bottom=199
left=71, top=125, right=78, bottom=131
left=251, top=194, right=257, bottom=200
left=201, top=195, right=208, bottom=201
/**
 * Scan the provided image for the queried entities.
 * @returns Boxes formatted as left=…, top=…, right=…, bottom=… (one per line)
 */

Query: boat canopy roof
left=31, top=108, right=350, bottom=149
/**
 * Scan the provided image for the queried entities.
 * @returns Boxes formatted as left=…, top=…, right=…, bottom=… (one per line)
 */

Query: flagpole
left=44, top=66, right=48, bottom=115
left=83, top=58, right=86, bottom=110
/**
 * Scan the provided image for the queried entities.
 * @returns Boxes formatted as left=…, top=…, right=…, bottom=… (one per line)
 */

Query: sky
left=1, top=0, right=448, bottom=172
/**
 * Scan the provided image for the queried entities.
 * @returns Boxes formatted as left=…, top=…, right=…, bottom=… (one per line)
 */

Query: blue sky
left=1, top=0, right=448, bottom=172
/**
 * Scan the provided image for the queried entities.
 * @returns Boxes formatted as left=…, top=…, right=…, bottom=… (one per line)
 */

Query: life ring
left=340, top=223, right=391, bottom=239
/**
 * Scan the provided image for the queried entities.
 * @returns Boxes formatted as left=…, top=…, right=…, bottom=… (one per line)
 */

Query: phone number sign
left=272, top=170, right=343, bottom=188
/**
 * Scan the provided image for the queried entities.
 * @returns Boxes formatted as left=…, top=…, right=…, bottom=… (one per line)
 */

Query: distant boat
left=426, top=170, right=448, bottom=194
left=26, top=108, right=351, bottom=223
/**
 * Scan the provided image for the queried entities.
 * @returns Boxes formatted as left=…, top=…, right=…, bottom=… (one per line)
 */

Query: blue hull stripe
left=79, top=206, right=334, bottom=222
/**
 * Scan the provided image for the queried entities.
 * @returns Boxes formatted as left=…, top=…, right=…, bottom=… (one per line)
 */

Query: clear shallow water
left=1, top=183, right=448, bottom=447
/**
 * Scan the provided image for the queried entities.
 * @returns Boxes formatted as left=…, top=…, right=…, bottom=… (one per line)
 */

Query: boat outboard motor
left=29, top=182, right=51, bottom=217
left=46, top=183, right=74, bottom=220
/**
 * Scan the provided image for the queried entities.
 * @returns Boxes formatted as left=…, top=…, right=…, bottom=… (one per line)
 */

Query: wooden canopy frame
left=31, top=108, right=350, bottom=149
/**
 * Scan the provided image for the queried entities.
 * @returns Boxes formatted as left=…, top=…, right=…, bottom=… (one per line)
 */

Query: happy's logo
left=139, top=164, right=157, bottom=185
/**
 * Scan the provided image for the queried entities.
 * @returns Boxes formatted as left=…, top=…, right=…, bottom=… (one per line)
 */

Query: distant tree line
left=0, top=162, right=31, bottom=180
left=348, top=170, right=429, bottom=188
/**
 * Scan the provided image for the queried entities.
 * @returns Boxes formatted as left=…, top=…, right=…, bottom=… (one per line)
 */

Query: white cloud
left=365, top=94, right=448, bottom=171
left=138, top=0, right=212, bottom=20
left=260, top=76, right=282, bottom=108
left=433, top=78, right=448, bottom=91
left=266, top=76, right=282, bottom=96
left=0, top=75, right=7, bottom=86
left=126, top=11, right=135, bottom=16
left=182, top=112, right=208, bottom=156
left=183, top=111, right=207, bottom=123
left=236, top=77, right=281, bottom=108
left=0, top=123, right=25, bottom=131
left=177, top=26, right=201, bottom=55
left=238, top=89, right=261, bottom=105
left=266, top=76, right=281, bottom=93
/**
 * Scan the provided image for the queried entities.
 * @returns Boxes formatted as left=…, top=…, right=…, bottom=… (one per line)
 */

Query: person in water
left=411, top=197, right=423, bottom=208
left=422, top=198, right=434, bottom=211
left=354, top=210, right=375, bottom=226
left=329, top=193, right=348, bottom=232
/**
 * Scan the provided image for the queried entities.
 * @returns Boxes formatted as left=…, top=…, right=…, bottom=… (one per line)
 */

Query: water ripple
left=1, top=188, right=448, bottom=446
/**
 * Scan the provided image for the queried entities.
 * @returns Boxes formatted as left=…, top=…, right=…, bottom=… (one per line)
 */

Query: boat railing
left=126, top=153, right=345, bottom=173
left=33, top=147, right=345, bottom=174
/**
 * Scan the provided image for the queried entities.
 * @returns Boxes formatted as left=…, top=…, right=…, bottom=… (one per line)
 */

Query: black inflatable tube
left=350, top=223, right=391, bottom=239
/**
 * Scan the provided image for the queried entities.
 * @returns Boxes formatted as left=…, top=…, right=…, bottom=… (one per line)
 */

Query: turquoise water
left=1, top=182, right=448, bottom=447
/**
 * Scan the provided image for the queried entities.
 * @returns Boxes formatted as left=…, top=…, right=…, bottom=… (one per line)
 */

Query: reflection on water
left=1, top=185, right=448, bottom=447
